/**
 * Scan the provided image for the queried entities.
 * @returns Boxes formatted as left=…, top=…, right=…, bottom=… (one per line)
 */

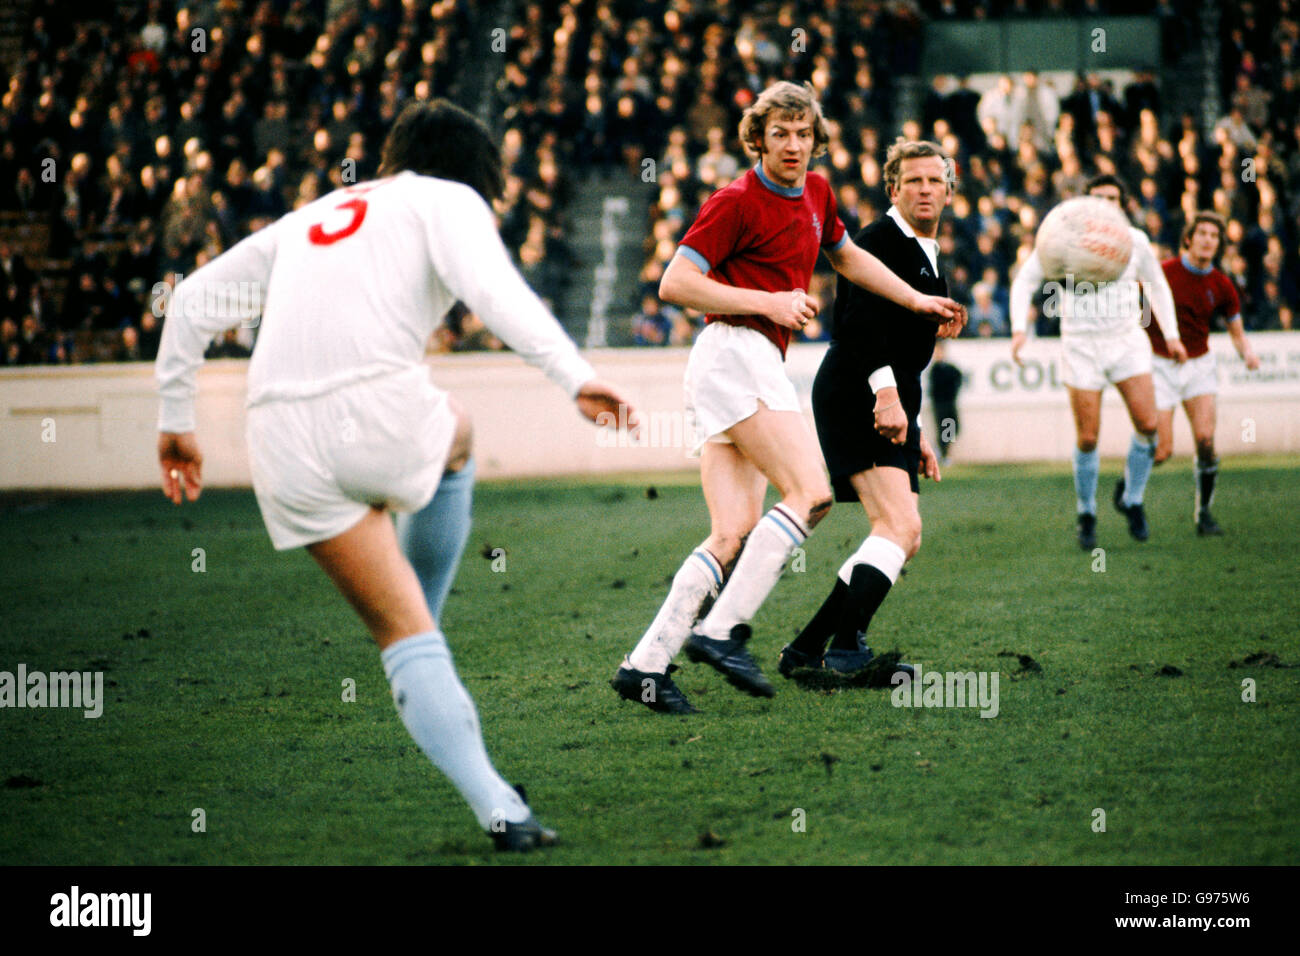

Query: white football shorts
left=683, top=321, right=801, bottom=457
left=1060, top=323, right=1153, bottom=391
left=246, top=364, right=457, bottom=550
left=1152, top=351, right=1218, bottom=410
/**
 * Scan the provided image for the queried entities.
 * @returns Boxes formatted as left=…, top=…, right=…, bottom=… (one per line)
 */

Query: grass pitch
left=2, top=459, right=1297, bottom=865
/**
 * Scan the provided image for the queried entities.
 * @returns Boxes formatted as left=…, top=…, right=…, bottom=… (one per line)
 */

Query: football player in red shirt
left=1143, top=211, right=1260, bottom=534
left=610, top=82, right=964, bottom=713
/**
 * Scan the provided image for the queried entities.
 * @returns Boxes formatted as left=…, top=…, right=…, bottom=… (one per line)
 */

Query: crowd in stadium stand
left=622, top=0, right=1299, bottom=344
left=0, top=0, right=1296, bottom=366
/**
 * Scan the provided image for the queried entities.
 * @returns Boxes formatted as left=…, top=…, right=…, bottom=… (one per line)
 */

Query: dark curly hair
left=1085, top=173, right=1129, bottom=206
left=378, top=99, right=504, bottom=205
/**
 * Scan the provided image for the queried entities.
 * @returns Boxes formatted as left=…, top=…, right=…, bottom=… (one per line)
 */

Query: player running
left=155, top=100, right=637, bottom=852
left=610, top=83, right=963, bottom=713
left=1127, top=211, right=1260, bottom=534
left=779, top=140, right=965, bottom=677
left=1010, top=174, right=1188, bottom=549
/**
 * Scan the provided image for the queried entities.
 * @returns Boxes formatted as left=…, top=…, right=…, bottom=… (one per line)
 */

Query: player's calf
left=1194, top=450, right=1221, bottom=534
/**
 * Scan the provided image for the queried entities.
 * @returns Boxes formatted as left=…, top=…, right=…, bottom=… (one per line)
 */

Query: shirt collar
left=1180, top=253, right=1213, bottom=275
left=754, top=162, right=804, bottom=198
left=888, top=205, right=940, bottom=271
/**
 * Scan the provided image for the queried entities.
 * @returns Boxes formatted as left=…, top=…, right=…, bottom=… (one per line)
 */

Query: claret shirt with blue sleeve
left=677, top=163, right=847, bottom=357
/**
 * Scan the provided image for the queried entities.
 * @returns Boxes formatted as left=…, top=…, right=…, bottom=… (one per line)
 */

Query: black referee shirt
left=827, top=212, right=949, bottom=403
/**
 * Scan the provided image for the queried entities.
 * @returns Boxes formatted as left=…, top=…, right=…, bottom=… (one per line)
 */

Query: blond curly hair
left=738, top=81, right=831, bottom=159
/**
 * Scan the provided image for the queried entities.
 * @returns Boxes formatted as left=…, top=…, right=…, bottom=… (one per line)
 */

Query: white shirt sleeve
left=867, top=367, right=897, bottom=392
left=1132, top=235, right=1180, bottom=341
left=1009, top=248, right=1045, bottom=335
left=424, top=183, right=594, bottom=398
left=155, top=224, right=278, bottom=432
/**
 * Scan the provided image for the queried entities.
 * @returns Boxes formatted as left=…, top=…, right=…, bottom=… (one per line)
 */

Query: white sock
left=627, top=547, right=723, bottom=673
left=697, top=504, right=809, bottom=641
left=381, top=630, right=530, bottom=831
left=837, top=535, right=907, bottom=585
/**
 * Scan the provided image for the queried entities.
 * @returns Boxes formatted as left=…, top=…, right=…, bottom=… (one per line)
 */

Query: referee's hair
left=1085, top=172, right=1129, bottom=205
left=739, top=81, right=831, bottom=159
left=1180, top=210, right=1226, bottom=254
left=378, top=99, right=505, bottom=205
left=883, top=139, right=955, bottom=196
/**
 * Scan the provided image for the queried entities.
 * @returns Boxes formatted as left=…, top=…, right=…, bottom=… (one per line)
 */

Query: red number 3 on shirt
left=306, top=179, right=390, bottom=246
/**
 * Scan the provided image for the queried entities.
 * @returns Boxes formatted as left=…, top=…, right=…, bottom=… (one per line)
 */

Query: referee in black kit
left=778, top=140, right=966, bottom=677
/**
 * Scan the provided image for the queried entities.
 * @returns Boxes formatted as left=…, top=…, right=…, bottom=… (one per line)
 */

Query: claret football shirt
left=677, top=163, right=847, bottom=357
left=1152, top=255, right=1242, bottom=359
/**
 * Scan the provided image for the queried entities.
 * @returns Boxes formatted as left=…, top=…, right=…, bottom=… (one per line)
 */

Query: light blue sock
left=381, top=629, right=530, bottom=830
left=1073, top=447, right=1099, bottom=515
left=1122, top=432, right=1157, bottom=506
left=396, top=458, right=475, bottom=623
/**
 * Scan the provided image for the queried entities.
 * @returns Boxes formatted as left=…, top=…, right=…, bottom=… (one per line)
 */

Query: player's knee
left=1154, top=443, right=1172, bottom=465
left=882, top=510, right=922, bottom=560
left=902, top=514, right=923, bottom=560
left=1195, top=437, right=1215, bottom=461
left=1135, top=413, right=1158, bottom=435
left=1076, top=435, right=1098, bottom=453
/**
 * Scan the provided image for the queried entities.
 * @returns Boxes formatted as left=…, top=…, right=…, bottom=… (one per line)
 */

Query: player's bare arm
left=1227, top=316, right=1260, bottom=370
left=659, top=253, right=818, bottom=330
left=826, top=240, right=964, bottom=331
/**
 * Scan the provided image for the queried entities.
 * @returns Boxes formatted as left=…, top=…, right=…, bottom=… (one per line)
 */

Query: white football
left=1035, top=196, right=1133, bottom=283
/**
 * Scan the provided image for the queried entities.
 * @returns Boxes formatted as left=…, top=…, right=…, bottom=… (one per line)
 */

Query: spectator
left=967, top=281, right=1009, bottom=337
left=1009, top=72, right=1060, bottom=150
left=632, top=295, right=679, bottom=346
left=1, top=0, right=1296, bottom=362
left=978, top=75, right=1018, bottom=143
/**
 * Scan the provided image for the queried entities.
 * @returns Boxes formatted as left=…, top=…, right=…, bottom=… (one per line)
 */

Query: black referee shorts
left=812, top=346, right=921, bottom=501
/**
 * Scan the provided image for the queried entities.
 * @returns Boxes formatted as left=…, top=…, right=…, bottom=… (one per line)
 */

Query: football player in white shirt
left=1009, top=175, right=1187, bottom=549
left=155, top=100, right=637, bottom=852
